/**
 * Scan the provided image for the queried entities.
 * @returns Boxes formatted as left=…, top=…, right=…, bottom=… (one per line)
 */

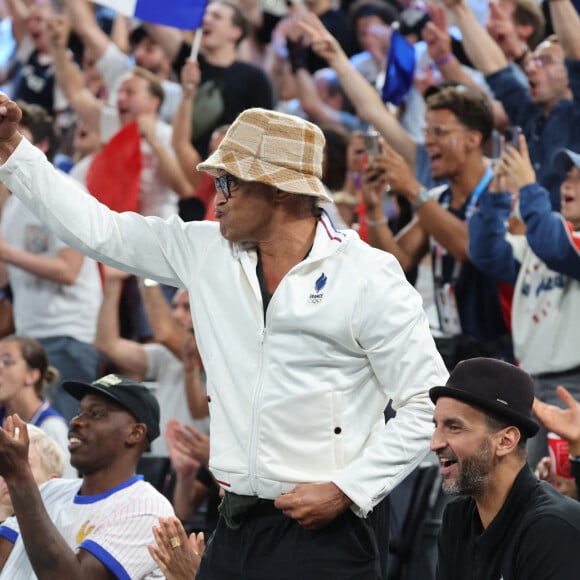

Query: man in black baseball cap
left=63, top=373, right=161, bottom=442
left=430, top=357, right=580, bottom=580
left=0, top=373, right=174, bottom=579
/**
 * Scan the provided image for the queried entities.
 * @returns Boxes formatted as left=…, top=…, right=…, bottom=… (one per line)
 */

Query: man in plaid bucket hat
left=0, top=99, right=448, bottom=579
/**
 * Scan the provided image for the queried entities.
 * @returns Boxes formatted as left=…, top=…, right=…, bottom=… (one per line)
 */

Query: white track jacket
left=0, top=139, right=448, bottom=517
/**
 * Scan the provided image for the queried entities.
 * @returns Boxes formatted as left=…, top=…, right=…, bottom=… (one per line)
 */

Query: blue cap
left=553, top=148, right=580, bottom=174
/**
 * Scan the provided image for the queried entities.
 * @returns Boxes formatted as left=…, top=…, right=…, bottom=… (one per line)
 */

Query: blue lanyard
left=465, top=167, right=493, bottom=219
left=434, top=166, right=494, bottom=283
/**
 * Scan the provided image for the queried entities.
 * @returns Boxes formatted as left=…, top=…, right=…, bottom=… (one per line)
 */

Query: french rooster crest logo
left=309, top=273, right=327, bottom=303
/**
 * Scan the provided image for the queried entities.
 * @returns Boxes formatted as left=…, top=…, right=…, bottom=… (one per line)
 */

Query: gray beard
left=442, top=438, right=493, bottom=498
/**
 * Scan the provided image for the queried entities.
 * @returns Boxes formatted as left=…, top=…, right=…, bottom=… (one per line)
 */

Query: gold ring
left=169, top=536, right=181, bottom=549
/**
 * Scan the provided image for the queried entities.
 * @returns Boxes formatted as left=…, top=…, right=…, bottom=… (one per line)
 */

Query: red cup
left=548, top=432, right=573, bottom=479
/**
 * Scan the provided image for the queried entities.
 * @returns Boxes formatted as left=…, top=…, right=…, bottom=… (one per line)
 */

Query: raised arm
left=0, top=417, right=115, bottom=579
left=5, top=0, right=31, bottom=44
left=422, top=4, right=510, bottom=129
left=549, top=0, right=580, bottom=60
left=299, top=14, right=418, bottom=169
left=442, top=0, right=509, bottom=76
left=501, top=135, right=580, bottom=278
left=172, top=59, right=203, bottom=191
left=139, top=281, right=187, bottom=360
left=48, top=14, right=103, bottom=133
left=137, top=113, right=192, bottom=199
left=361, top=150, right=429, bottom=272
left=182, top=332, right=209, bottom=419
left=93, top=267, right=148, bottom=379
left=467, top=176, right=519, bottom=285
left=61, top=0, right=110, bottom=61
left=0, top=94, right=194, bottom=287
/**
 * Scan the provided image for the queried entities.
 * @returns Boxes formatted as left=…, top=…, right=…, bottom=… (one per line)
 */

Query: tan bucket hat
left=197, top=108, right=332, bottom=203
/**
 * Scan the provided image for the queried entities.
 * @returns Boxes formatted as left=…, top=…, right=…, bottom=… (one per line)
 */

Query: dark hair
left=131, top=66, right=165, bottom=109
left=2, top=335, right=59, bottom=395
left=210, top=0, right=250, bottom=46
left=129, top=25, right=149, bottom=49
left=349, top=0, right=400, bottom=27
left=514, top=0, right=545, bottom=50
left=314, top=68, right=355, bottom=114
left=321, top=125, right=349, bottom=192
left=426, top=85, right=494, bottom=147
left=485, top=413, right=528, bottom=452
left=16, top=101, right=61, bottom=163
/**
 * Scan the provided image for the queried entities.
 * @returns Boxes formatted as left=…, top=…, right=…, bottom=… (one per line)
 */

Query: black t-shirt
left=437, top=465, right=580, bottom=580
left=174, top=46, right=274, bottom=158
left=432, top=187, right=509, bottom=344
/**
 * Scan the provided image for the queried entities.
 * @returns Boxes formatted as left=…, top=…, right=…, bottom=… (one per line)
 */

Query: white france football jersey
left=0, top=476, right=174, bottom=579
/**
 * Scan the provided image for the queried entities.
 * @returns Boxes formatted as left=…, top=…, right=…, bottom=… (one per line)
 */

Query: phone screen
left=364, top=132, right=380, bottom=164
left=503, top=126, right=522, bottom=151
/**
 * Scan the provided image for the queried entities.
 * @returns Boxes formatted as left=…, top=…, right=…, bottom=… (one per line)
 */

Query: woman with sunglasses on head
left=0, top=336, right=75, bottom=477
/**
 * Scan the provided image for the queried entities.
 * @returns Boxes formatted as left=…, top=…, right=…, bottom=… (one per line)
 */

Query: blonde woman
left=0, top=424, right=64, bottom=522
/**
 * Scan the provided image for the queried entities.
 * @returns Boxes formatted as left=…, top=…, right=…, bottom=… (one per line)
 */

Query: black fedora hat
left=429, top=358, right=539, bottom=437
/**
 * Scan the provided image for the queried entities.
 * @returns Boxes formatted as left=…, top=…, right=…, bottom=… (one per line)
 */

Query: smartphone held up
left=503, top=126, right=522, bottom=152
left=363, top=131, right=381, bottom=166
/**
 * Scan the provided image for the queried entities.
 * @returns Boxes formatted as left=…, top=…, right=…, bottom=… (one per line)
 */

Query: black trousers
left=196, top=496, right=390, bottom=580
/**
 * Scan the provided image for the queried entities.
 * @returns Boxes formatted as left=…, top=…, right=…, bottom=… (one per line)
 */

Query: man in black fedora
left=430, top=357, right=580, bottom=580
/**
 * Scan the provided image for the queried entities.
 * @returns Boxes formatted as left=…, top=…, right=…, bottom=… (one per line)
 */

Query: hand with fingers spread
left=533, top=386, right=580, bottom=457
left=274, top=482, right=352, bottom=530
left=148, top=516, right=205, bottom=580
left=496, top=134, right=535, bottom=190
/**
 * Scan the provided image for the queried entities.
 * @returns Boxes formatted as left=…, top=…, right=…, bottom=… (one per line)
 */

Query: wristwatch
left=411, top=186, right=431, bottom=212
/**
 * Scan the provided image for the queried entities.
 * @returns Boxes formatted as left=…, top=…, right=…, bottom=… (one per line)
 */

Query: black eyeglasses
left=214, top=174, right=238, bottom=199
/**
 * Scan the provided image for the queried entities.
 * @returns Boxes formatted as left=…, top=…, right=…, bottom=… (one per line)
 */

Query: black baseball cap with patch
left=63, top=374, right=160, bottom=442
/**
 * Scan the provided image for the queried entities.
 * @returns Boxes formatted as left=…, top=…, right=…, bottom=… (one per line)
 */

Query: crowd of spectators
left=1, top=0, right=580, bottom=576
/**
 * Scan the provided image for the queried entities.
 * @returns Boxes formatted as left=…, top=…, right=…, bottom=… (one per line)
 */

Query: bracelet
left=366, top=217, right=388, bottom=227
left=434, top=53, right=454, bottom=67
left=411, top=186, right=431, bottom=212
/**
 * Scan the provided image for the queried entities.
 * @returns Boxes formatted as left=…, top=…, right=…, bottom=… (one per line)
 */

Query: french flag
left=94, top=0, right=208, bottom=30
